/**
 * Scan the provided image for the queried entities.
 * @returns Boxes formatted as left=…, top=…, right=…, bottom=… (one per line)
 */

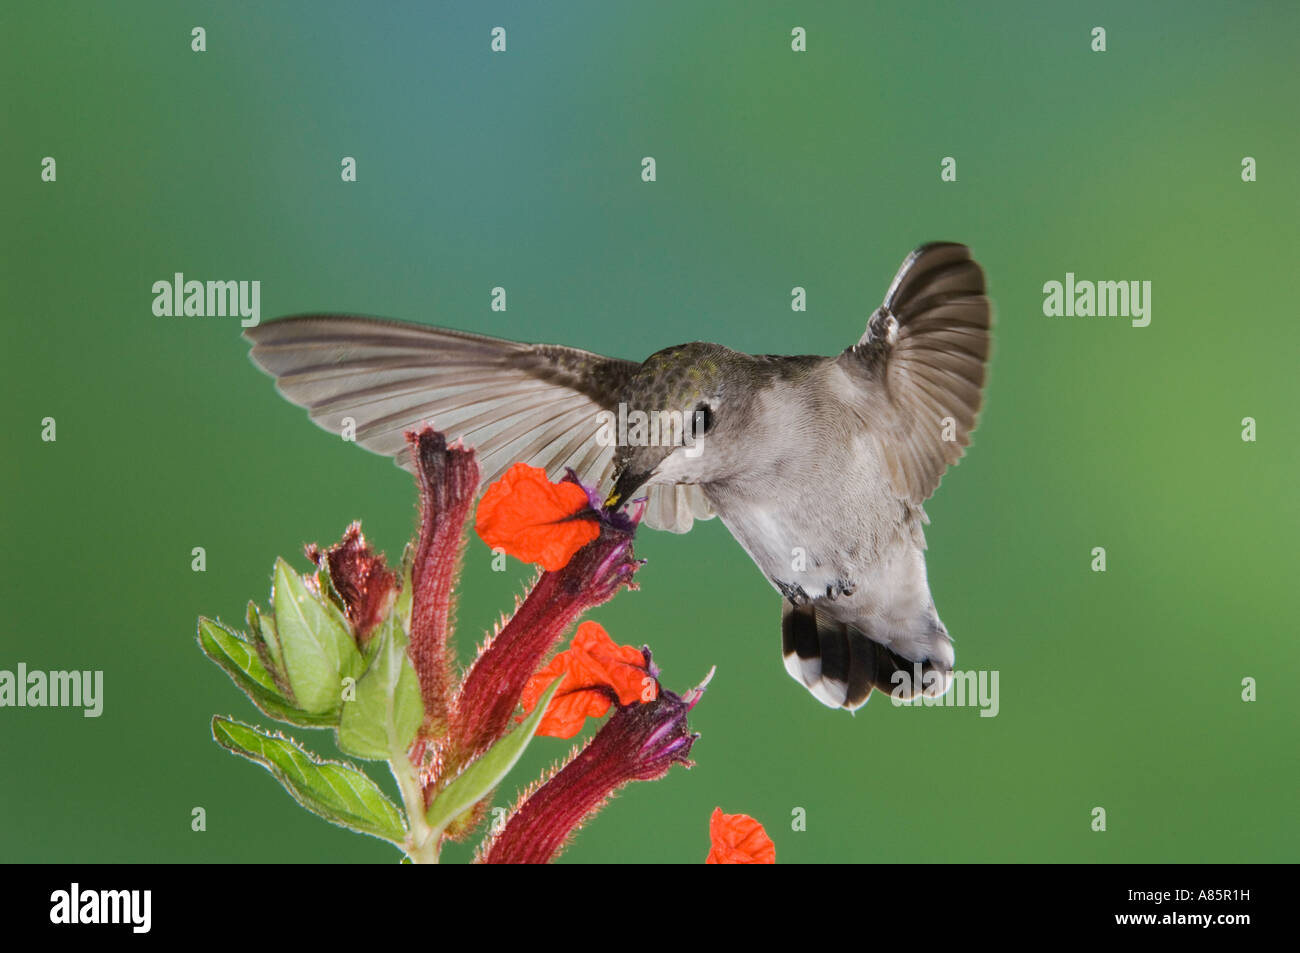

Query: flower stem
left=391, top=755, right=439, bottom=864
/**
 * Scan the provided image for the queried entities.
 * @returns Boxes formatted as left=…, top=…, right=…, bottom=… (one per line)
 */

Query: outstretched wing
left=838, top=243, right=993, bottom=503
left=244, top=314, right=638, bottom=494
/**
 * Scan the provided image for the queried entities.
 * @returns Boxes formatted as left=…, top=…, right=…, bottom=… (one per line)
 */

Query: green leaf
left=197, top=618, right=340, bottom=728
left=337, top=612, right=424, bottom=760
left=246, top=600, right=285, bottom=684
left=212, top=716, right=405, bottom=845
left=273, top=557, right=364, bottom=714
left=424, top=675, right=564, bottom=837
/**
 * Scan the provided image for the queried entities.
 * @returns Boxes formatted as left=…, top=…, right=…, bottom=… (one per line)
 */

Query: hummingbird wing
left=244, top=314, right=637, bottom=494
left=838, top=242, right=992, bottom=503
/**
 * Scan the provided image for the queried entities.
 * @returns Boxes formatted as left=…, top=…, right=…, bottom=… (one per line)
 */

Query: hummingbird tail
left=781, top=601, right=954, bottom=711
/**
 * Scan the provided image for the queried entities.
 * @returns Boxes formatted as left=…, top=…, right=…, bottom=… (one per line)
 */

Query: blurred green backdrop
left=2, top=0, right=1295, bottom=863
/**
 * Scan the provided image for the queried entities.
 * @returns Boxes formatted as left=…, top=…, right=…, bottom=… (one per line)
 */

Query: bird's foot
left=824, top=577, right=856, bottom=600
left=775, top=579, right=811, bottom=606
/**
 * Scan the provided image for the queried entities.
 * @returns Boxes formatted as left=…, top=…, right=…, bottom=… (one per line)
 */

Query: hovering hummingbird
left=245, top=242, right=992, bottom=711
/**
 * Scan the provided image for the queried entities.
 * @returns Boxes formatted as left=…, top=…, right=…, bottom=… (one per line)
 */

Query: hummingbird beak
left=605, top=467, right=650, bottom=510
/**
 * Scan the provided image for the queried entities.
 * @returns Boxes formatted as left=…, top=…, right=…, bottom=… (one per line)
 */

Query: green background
left=2, top=1, right=1295, bottom=863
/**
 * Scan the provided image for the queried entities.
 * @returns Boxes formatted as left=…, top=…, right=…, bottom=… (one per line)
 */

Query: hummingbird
left=245, top=242, right=992, bottom=711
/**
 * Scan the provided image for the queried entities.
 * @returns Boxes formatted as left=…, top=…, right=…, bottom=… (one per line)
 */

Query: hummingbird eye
left=690, top=402, right=713, bottom=438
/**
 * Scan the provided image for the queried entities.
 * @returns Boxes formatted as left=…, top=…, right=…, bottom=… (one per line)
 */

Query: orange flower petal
left=706, top=807, right=776, bottom=864
left=475, top=462, right=600, bottom=571
left=568, top=621, right=655, bottom=707
left=528, top=685, right=614, bottom=739
left=521, top=621, right=658, bottom=738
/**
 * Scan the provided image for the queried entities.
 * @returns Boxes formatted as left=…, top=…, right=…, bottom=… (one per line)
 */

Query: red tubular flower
left=407, top=428, right=480, bottom=735
left=450, top=521, right=639, bottom=763
left=305, top=522, right=398, bottom=647
left=475, top=462, right=600, bottom=570
left=480, top=663, right=708, bottom=864
left=521, top=621, right=657, bottom=739
left=706, top=808, right=776, bottom=864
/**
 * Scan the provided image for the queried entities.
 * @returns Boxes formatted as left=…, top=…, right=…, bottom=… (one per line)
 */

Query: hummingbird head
left=604, top=342, right=746, bottom=509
